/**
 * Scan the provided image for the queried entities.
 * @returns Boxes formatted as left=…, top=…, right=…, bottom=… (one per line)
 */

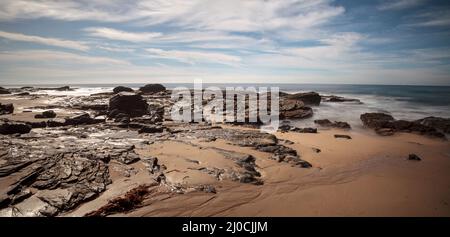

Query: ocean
left=4, top=83, right=450, bottom=129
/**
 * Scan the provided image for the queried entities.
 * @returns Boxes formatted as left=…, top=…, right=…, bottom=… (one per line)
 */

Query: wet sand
left=123, top=127, right=450, bottom=217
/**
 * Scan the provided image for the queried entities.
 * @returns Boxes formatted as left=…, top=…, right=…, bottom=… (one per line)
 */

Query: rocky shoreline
left=1, top=85, right=449, bottom=217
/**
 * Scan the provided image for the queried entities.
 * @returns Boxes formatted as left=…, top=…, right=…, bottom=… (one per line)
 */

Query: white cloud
left=378, top=0, right=427, bottom=11
left=0, top=50, right=129, bottom=65
left=84, top=27, right=162, bottom=42
left=0, top=1, right=344, bottom=33
left=410, top=9, right=450, bottom=27
left=145, top=48, right=241, bottom=66
left=0, top=30, right=89, bottom=51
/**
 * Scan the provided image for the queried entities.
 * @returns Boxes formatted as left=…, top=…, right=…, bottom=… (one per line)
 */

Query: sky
left=0, top=0, right=449, bottom=85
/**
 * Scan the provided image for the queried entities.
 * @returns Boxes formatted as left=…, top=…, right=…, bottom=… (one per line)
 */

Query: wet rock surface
left=415, top=117, right=450, bottom=134
left=113, top=86, right=134, bottom=94
left=322, top=95, right=361, bottom=103
left=361, top=113, right=445, bottom=138
left=108, top=92, right=149, bottom=118
left=34, top=110, right=56, bottom=119
left=0, top=103, right=14, bottom=115
left=284, top=92, right=321, bottom=106
left=314, top=119, right=351, bottom=129
left=0, top=87, right=11, bottom=94
left=280, top=99, right=313, bottom=119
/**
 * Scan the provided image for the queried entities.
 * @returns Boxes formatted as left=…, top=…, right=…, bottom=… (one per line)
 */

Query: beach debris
left=408, top=154, right=422, bottom=161
left=84, top=184, right=157, bottom=217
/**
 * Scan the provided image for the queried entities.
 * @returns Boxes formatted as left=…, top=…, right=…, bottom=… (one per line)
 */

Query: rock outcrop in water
left=314, top=119, right=351, bottom=129
left=415, top=117, right=450, bottom=134
left=360, top=113, right=445, bottom=138
left=113, top=86, right=134, bottom=94
left=280, top=99, right=313, bottom=119
left=139, top=84, right=166, bottom=94
left=284, top=92, right=321, bottom=106
left=0, top=87, right=11, bottom=94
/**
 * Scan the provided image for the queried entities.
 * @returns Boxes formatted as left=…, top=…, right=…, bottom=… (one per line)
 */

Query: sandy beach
left=1, top=86, right=449, bottom=217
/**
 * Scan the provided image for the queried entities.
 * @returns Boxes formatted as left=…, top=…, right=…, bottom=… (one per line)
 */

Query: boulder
left=0, top=122, right=32, bottom=135
left=113, top=86, right=134, bottom=94
left=138, top=84, right=166, bottom=94
left=284, top=92, right=321, bottom=106
left=108, top=92, right=149, bottom=118
left=415, top=117, right=450, bottom=133
left=280, top=99, right=313, bottom=119
left=360, top=113, right=395, bottom=129
left=0, top=103, right=14, bottom=115
left=314, top=119, right=351, bottom=129
left=0, top=87, right=11, bottom=94
left=34, top=110, right=56, bottom=119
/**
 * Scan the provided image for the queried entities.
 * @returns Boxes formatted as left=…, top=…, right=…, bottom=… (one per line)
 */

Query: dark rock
left=0, top=122, right=32, bottom=135
left=34, top=110, right=56, bottom=119
left=284, top=92, right=321, bottom=106
left=334, top=134, right=352, bottom=139
left=375, top=128, right=395, bottom=136
left=138, top=125, right=164, bottom=134
left=47, top=118, right=66, bottom=127
left=312, top=148, right=321, bottom=153
left=26, top=121, right=47, bottom=128
left=15, top=92, right=30, bottom=96
left=0, top=103, right=14, bottom=115
left=415, top=117, right=450, bottom=133
left=280, top=99, right=313, bottom=119
left=139, top=84, right=166, bottom=94
left=108, top=92, right=149, bottom=118
left=314, top=119, right=351, bottom=129
left=408, top=153, right=422, bottom=161
left=360, top=113, right=395, bottom=129
left=113, top=86, right=134, bottom=94
left=65, top=113, right=100, bottom=126
left=322, top=95, right=361, bottom=103
left=38, top=86, right=72, bottom=91
left=361, top=113, right=445, bottom=138
left=0, top=87, right=11, bottom=94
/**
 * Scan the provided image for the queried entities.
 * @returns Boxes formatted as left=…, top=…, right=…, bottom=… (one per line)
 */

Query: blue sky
left=0, top=0, right=449, bottom=85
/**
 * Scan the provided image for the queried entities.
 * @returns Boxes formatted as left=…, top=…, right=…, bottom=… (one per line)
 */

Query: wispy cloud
left=145, top=48, right=241, bottom=66
left=0, top=50, right=129, bottom=65
left=409, top=9, right=450, bottom=27
left=378, top=0, right=427, bottom=11
left=0, top=30, right=89, bottom=51
left=84, top=27, right=162, bottom=42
